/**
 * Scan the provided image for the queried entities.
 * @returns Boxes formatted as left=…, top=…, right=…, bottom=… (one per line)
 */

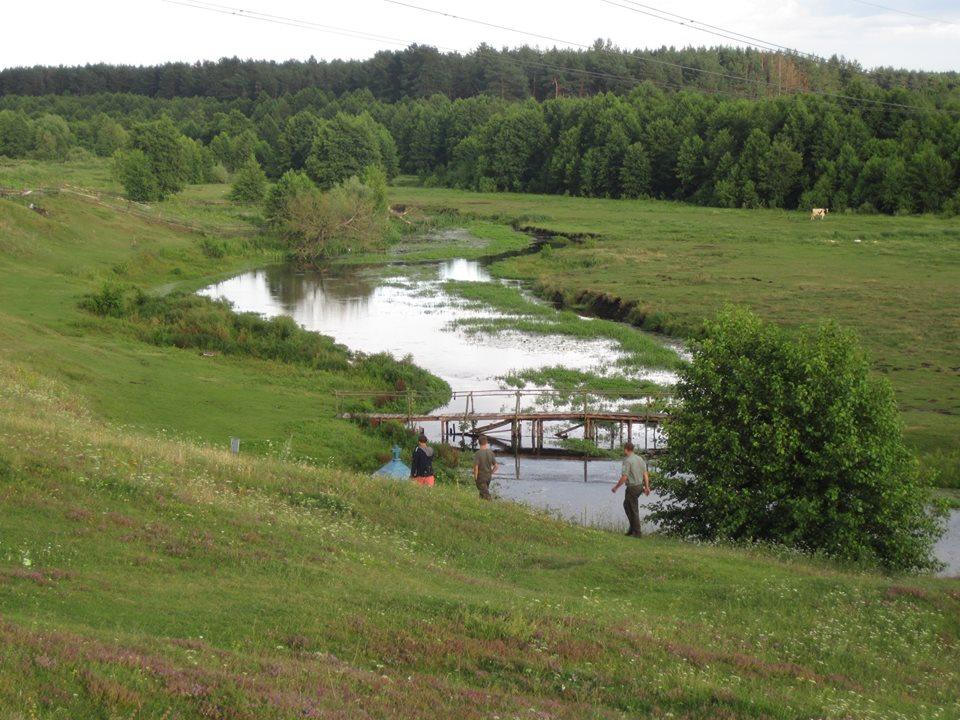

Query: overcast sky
left=2, top=0, right=958, bottom=72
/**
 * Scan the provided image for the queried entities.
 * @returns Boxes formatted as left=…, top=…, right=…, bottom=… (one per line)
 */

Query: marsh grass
left=445, top=280, right=682, bottom=372
left=341, top=220, right=532, bottom=264
left=502, top=366, right=663, bottom=397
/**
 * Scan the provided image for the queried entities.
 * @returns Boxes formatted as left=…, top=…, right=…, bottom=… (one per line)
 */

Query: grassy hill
left=1, top=165, right=958, bottom=718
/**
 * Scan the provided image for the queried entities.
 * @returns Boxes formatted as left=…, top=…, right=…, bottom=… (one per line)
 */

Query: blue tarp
left=373, top=445, right=410, bottom=479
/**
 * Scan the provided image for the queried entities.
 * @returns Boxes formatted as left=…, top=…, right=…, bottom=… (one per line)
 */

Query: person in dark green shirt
left=611, top=441, right=650, bottom=537
left=472, top=435, right=498, bottom=500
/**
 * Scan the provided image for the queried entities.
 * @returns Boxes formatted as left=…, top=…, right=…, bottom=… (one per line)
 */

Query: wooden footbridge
left=335, top=389, right=671, bottom=454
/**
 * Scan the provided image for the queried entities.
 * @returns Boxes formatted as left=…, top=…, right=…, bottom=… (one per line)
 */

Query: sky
left=2, top=0, right=959, bottom=72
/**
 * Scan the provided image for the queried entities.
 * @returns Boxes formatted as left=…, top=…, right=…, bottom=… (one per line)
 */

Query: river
left=199, top=253, right=959, bottom=577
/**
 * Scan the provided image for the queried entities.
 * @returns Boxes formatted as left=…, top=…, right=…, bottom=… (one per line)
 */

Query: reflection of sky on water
left=934, top=510, right=960, bottom=578
left=200, top=260, right=657, bottom=413
left=491, top=457, right=660, bottom=532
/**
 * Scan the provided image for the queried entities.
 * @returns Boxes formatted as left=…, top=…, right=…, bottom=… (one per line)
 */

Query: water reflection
left=201, top=260, right=639, bottom=406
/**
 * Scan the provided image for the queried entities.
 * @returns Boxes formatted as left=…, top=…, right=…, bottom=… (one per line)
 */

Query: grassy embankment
left=1, top=161, right=959, bottom=717
left=0, top=161, right=447, bottom=472
left=4, top=360, right=959, bottom=719
left=389, top=187, right=960, bottom=486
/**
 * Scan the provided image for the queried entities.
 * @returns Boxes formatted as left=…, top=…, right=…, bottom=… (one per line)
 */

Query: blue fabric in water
left=373, top=445, right=410, bottom=479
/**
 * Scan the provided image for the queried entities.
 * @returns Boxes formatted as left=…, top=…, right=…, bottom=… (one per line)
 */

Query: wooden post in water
left=513, top=390, right=521, bottom=449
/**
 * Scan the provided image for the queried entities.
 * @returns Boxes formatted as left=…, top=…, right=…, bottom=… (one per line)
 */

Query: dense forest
left=3, top=44, right=960, bottom=102
left=2, top=45, right=959, bottom=214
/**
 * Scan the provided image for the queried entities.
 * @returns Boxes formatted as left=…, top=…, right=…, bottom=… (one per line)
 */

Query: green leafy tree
left=361, top=164, right=389, bottom=212
left=91, top=114, right=129, bottom=157
left=264, top=170, right=315, bottom=225
left=653, top=307, right=944, bottom=572
left=32, top=114, right=72, bottom=160
left=580, top=125, right=629, bottom=198
left=210, top=129, right=258, bottom=172
left=547, top=125, right=582, bottom=194
left=854, top=152, right=905, bottom=214
left=0, top=110, right=34, bottom=157
left=305, top=113, right=387, bottom=189
left=619, top=141, right=651, bottom=198
left=279, top=111, right=321, bottom=172
left=375, top=124, right=400, bottom=179
left=676, top=135, right=706, bottom=197
left=128, top=117, right=186, bottom=199
left=228, top=159, right=268, bottom=205
left=763, top=139, right=803, bottom=208
left=907, top=142, right=952, bottom=213
left=447, top=136, right=484, bottom=190
left=477, top=102, right=548, bottom=192
left=178, top=136, right=209, bottom=184
left=113, top=149, right=160, bottom=202
left=644, top=117, right=680, bottom=198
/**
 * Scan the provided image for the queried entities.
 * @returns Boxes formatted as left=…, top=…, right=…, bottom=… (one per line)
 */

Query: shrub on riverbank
left=79, top=286, right=449, bottom=413
left=653, top=307, right=945, bottom=572
left=280, top=167, right=394, bottom=262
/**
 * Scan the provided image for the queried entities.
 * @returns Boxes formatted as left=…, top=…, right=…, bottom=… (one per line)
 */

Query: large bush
left=280, top=168, right=391, bottom=262
left=228, top=159, right=267, bottom=205
left=264, top=170, right=315, bottom=226
left=652, top=308, right=944, bottom=572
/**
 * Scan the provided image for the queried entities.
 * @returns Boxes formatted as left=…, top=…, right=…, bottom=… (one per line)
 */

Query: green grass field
left=2, top=365, right=958, bottom=719
left=389, top=187, right=960, bottom=484
left=1, top=161, right=959, bottom=718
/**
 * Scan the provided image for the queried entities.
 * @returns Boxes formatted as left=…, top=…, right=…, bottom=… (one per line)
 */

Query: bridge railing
left=334, top=387, right=674, bottom=420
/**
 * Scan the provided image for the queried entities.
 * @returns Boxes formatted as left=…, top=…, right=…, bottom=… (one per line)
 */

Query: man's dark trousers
left=623, top=485, right=644, bottom=535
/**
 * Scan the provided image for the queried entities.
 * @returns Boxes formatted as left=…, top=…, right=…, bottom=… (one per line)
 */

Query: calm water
left=200, top=257, right=959, bottom=577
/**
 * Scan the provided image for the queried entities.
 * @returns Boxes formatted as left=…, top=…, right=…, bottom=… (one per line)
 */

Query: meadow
left=3, top=347, right=960, bottom=719
left=1, top=160, right=959, bottom=717
left=390, top=187, right=960, bottom=485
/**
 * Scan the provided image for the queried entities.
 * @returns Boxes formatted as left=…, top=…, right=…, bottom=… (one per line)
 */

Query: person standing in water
left=611, top=441, right=650, bottom=536
left=410, top=434, right=436, bottom=487
left=472, top=435, right=499, bottom=500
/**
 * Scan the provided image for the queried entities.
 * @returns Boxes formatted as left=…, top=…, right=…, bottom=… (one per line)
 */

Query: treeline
left=4, top=81, right=959, bottom=214
left=3, top=44, right=959, bottom=104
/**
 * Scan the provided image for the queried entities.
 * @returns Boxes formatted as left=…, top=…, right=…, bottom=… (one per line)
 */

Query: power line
left=162, top=0, right=419, bottom=48
left=164, top=0, right=950, bottom=115
left=847, top=0, right=957, bottom=25
left=598, top=0, right=822, bottom=61
left=381, top=0, right=784, bottom=91
left=382, top=0, right=948, bottom=114
left=596, top=0, right=960, bottom=114
left=162, top=0, right=717, bottom=97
